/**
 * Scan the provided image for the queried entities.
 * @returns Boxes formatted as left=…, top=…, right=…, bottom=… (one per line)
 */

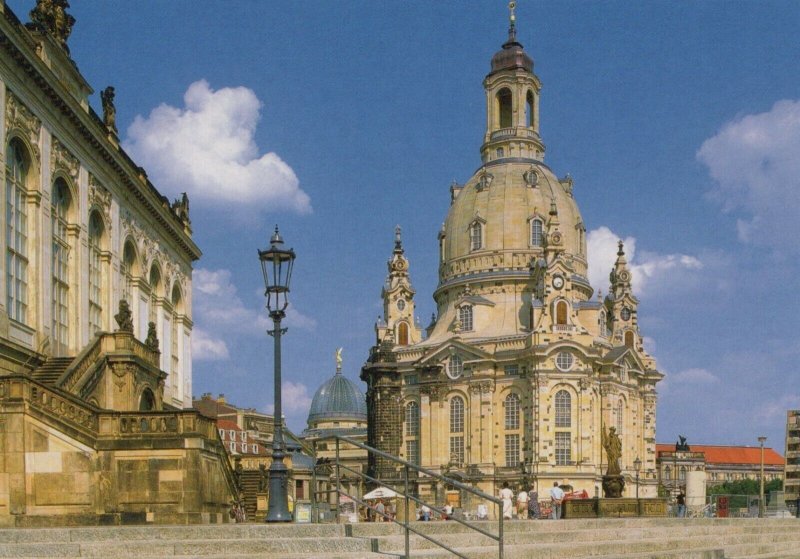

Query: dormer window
left=458, top=305, right=473, bottom=332
left=470, top=222, right=483, bottom=251
left=530, top=218, right=543, bottom=247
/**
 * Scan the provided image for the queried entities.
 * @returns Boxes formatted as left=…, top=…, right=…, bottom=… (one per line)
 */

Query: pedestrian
left=528, top=490, right=541, bottom=520
left=421, top=504, right=431, bottom=521
left=375, top=499, right=386, bottom=521
left=676, top=491, right=686, bottom=518
left=517, top=487, right=529, bottom=519
left=500, top=482, right=514, bottom=520
left=443, top=503, right=453, bottom=520
left=549, top=482, right=565, bottom=520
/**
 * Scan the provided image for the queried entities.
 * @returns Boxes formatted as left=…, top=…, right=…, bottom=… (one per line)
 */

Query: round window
left=555, top=351, right=573, bottom=371
left=397, top=299, right=406, bottom=311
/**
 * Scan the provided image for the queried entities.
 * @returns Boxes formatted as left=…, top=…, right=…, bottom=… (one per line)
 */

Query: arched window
left=139, top=388, right=155, bottom=411
left=149, top=264, right=161, bottom=322
left=6, top=140, right=29, bottom=324
left=51, top=179, right=72, bottom=355
left=170, top=284, right=183, bottom=394
left=555, top=390, right=571, bottom=428
left=598, top=310, right=608, bottom=337
left=405, top=401, right=420, bottom=465
left=449, top=396, right=465, bottom=465
left=121, top=240, right=137, bottom=304
left=624, top=330, right=635, bottom=348
left=459, top=305, right=473, bottom=331
left=531, top=219, right=543, bottom=247
left=556, top=300, right=568, bottom=325
left=526, top=90, right=534, bottom=128
left=470, top=222, right=482, bottom=251
left=397, top=322, right=409, bottom=346
left=679, top=466, right=686, bottom=481
left=88, top=212, right=105, bottom=336
left=504, top=393, right=520, bottom=430
left=664, top=466, right=672, bottom=480
left=497, top=88, right=512, bottom=128
left=616, top=399, right=624, bottom=434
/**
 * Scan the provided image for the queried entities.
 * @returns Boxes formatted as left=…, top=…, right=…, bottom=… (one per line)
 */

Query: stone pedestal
left=602, top=475, right=625, bottom=498
left=563, top=498, right=669, bottom=519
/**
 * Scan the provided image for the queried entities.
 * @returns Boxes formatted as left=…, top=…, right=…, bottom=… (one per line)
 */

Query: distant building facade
left=361, top=15, right=662, bottom=509
left=301, top=357, right=368, bottom=506
left=0, top=1, right=233, bottom=525
left=786, top=411, right=800, bottom=502
left=656, top=443, right=784, bottom=495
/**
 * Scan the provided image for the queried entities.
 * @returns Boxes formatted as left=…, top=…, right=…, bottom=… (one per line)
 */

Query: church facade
left=0, top=1, right=234, bottom=525
left=362, top=13, right=663, bottom=507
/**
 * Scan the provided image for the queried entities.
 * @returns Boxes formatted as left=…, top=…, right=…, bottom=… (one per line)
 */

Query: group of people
left=500, top=481, right=565, bottom=520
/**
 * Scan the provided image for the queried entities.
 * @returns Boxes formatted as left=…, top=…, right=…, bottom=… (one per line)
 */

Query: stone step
left=0, top=537, right=376, bottom=558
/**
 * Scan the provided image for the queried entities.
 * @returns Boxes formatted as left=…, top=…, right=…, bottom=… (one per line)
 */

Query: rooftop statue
left=29, top=0, right=76, bottom=52
left=101, top=86, right=117, bottom=134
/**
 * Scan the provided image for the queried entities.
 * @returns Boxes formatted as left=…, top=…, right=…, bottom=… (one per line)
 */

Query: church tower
left=376, top=227, right=423, bottom=347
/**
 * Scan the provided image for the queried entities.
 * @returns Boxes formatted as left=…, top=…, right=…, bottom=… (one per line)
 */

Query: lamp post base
left=266, top=454, right=292, bottom=522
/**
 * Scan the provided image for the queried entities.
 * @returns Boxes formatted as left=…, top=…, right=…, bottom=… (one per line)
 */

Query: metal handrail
left=311, top=434, right=504, bottom=558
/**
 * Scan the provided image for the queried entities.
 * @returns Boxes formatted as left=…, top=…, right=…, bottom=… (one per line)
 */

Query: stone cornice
left=0, top=10, right=201, bottom=261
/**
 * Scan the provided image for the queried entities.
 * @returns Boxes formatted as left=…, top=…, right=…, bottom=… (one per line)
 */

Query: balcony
left=552, top=324, right=576, bottom=334
left=489, top=128, right=540, bottom=141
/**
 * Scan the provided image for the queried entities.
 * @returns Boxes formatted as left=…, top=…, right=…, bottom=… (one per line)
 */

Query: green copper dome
left=307, top=370, right=367, bottom=426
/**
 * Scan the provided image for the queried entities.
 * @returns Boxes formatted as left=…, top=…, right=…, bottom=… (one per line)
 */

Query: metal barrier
left=311, top=435, right=504, bottom=559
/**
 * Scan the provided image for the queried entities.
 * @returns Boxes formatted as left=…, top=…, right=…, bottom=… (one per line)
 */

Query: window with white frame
left=531, top=218, right=543, bottom=247
left=555, top=351, right=573, bottom=371
left=598, top=310, right=608, bottom=337
left=555, top=432, right=571, bottom=465
left=405, top=401, right=420, bottom=464
left=51, top=179, right=71, bottom=354
left=6, top=140, right=29, bottom=324
left=504, top=364, right=519, bottom=376
left=88, top=212, right=104, bottom=336
left=616, top=399, right=624, bottom=434
left=447, top=354, right=463, bottom=379
left=505, top=393, right=520, bottom=430
left=450, top=396, right=465, bottom=464
left=459, top=305, right=473, bottom=331
left=470, top=222, right=482, bottom=251
left=555, top=390, right=571, bottom=428
left=505, top=433, right=520, bottom=467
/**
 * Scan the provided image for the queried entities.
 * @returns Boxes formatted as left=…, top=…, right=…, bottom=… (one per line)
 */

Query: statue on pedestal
left=114, top=300, right=133, bottom=333
left=601, top=425, right=625, bottom=498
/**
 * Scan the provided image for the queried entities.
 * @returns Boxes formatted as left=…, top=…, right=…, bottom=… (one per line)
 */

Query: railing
left=313, top=435, right=504, bottom=559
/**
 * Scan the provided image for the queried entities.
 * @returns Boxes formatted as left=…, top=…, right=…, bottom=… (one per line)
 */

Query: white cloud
left=265, top=381, right=314, bottom=418
left=587, top=226, right=702, bottom=296
left=125, top=80, right=311, bottom=213
left=755, top=394, right=800, bottom=423
left=670, top=368, right=719, bottom=385
left=191, top=327, right=229, bottom=361
left=698, top=99, right=800, bottom=252
left=192, top=268, right=316, bottom=362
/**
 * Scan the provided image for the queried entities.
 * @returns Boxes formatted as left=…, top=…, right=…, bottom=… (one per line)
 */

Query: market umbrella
left=363, top=487, right=398, bottom=499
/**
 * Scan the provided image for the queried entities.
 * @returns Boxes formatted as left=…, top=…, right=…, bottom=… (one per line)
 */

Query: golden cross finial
left=509, top=1, right=517, bottom=26
left=508, top=1, right=517, bottom=41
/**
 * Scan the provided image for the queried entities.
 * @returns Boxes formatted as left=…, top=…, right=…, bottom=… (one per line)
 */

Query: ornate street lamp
left=259, top=226, right=296, bottom=523
left=634, top=456, right=642, bottom=516
left=758, top=436, right=767, bottom=519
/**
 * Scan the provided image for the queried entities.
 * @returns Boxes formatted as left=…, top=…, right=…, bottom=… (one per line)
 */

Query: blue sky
left=11, top=1, right=800, bottom=451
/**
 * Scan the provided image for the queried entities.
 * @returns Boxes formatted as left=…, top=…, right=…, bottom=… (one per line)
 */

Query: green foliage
left=707, top=478, right=783, bottom=497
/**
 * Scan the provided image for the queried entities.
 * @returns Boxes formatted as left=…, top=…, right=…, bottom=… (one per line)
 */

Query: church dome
left=490, top=38, right=533, bottom=75
left=307, top=370, right=367, bottom=426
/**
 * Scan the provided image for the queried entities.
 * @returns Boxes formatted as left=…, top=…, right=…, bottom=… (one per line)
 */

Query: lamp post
left=634, top=456, right=642, bottom=516
left=259, top=226, right=296, bottom=523
left=758, top=436, right=766, bottom=519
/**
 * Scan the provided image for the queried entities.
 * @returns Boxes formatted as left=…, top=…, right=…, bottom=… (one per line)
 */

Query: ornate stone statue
left=258, top=463, right=268, bottom=492
left=601, top=424, right=625, bottom=498
left=29, top=0, right=75, bottom=51
left=114, top=300, right=134, bottom=333
left=171, top=192, right=191, bottom=229
left=602, top=425, right=623, bottom=475
left=145, top=322, right=159, bottom=351
left=100, top=86, right=117, bottom=133
left=335, top=347, right=343, bottom=371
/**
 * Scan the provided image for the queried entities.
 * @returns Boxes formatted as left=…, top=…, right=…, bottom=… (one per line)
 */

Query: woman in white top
left=499, top=482, right=514, bottom=519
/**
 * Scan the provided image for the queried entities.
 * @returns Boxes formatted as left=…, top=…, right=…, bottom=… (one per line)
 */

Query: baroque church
left=0, top=1, right=234, bottom=524
left=361, top=10, right=663, bottom=507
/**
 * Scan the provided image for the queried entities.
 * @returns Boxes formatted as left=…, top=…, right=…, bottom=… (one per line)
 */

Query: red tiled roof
left=217, top=419, right=243, bottom=432
left=656, top=444, right=784, bottom=466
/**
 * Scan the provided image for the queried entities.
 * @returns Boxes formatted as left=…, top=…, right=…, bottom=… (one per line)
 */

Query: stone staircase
left=30, top=356, right=74, bottom=385
left=0, top=518, right=798, bottom=558
left=239, top=469, right=262, bottom=521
